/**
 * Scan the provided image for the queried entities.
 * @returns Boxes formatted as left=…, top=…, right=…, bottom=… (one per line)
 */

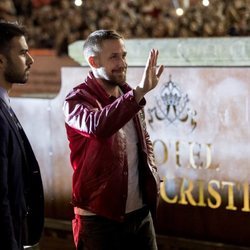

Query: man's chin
left=115, top=75, right=126, bottom=84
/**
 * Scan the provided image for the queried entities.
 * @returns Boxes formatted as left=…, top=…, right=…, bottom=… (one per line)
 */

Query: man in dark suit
left=0, top=20, right=44, bottom=250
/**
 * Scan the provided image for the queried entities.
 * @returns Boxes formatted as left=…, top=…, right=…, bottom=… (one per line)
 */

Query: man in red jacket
left=63, top=30, right=164, bottom=250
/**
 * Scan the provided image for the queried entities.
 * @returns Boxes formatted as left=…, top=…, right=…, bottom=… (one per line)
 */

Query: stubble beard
left=4, top=70, right=28, bottom=84
left=4, top=59, right=29, bottom=84
left=107, top=68, right=127, bottom=86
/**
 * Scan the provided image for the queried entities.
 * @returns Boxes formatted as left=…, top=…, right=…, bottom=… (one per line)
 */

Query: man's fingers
left=145, top=49, right=164, bottom=80
left=156, top=65, right=164, bottom=78
left=146, top=49, right=155, bottom=68
left=150, top=49, right=158, bottom=67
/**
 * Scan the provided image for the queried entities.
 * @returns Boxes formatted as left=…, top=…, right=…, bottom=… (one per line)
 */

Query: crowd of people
left=0, top=0, right=249, bottom=55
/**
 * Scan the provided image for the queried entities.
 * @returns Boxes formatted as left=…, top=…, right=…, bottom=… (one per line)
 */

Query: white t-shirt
left=123, top=118, right=143, bottom=213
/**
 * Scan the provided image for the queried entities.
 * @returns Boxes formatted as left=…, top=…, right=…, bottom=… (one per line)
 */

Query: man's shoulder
left=65, top=76, right=101, bottom=101
left=0, top=104, right=8, bottom=125
left=65, top=82, right=87, bottom=98
left=0, top=108, right=10, bottom=142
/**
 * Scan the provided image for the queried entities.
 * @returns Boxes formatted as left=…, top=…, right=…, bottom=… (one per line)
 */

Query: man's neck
left=0, top=81, right=12, bottom=94
left=0, top=85, right=10, bottom=106
left=95, top=78, right=121, bottom=98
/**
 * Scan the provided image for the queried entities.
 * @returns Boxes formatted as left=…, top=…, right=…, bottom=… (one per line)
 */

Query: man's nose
left=119, top=57, right=127, bottom=68
left=27, top=52, right=34, bottom=65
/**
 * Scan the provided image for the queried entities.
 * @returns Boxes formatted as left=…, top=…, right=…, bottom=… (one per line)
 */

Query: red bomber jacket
left=63, top=71, right=160, bottom=222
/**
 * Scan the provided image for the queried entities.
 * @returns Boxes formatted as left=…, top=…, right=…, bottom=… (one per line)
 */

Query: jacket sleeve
left=145, top=129, right=156, bottom=169
left=63, top=89, right=145, bottom=138
left=0, top=116, right=19, bottom=250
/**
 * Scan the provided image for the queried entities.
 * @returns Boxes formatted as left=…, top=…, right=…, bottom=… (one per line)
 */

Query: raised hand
left=135, top=49, right=164, bottom=103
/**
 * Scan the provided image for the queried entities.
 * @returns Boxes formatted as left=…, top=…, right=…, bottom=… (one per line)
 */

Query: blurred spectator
left=32, top=0, right=55, bottom=8
left=0, top=0, right=249, bottom=55
left=0, top=0, right=16, bottom=20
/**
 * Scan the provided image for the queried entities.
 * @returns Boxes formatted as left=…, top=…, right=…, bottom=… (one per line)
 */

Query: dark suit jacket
left=0, top=99, right=44, bottom=250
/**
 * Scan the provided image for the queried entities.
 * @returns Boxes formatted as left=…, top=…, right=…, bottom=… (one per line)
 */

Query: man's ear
left=0, top=54, right=6, bottom=69
left=88, top=56, right=99, bottom=68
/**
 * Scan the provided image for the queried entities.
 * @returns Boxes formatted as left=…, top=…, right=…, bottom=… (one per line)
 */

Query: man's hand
left=135, top=49, right=164, bottom=103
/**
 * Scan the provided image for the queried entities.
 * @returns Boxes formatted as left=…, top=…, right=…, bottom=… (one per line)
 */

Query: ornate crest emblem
left=147, top=75, right=197, bottom=132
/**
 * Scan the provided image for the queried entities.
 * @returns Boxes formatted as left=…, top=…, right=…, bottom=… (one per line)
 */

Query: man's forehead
left=10, top=36, right=28, bottom=50
left=101, top=39, right=126, bottom=51
left=101, top=38, right=125, bottom=47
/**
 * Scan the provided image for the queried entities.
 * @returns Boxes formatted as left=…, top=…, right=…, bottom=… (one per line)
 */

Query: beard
left=4, top=57, right=29, bottom=84
left=100, top=67, right=127, bottom=86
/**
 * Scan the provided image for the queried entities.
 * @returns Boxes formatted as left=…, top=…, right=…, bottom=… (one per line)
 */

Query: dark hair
left=0, top=20, right=26, bottom=55
left=83, top=30, right=123, bottom=60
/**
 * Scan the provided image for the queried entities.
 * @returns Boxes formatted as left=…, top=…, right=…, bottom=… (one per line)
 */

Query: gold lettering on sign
left=222, top=181, right=237, bottom=211
left=160, top=178, right=250, bottom=213
left=153, top=140, right=219, bottom=170
left=175, top=141, right=181, bottom=167
left=207, top=180, right=221, bottom=209
left=197, top=179, right=207, bottom=207
left=152, top=139, right=168, bottom=165
left=179, top=179, right=197, bottom=206
left=242, top=182, right=250, bottom=212
left=189, top=142, right=212, bottom=169
left=160, top=179, right=178, bottom=204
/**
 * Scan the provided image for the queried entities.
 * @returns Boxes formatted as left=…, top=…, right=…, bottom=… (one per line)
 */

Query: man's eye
left=21, top=51, right=27, bottom=56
